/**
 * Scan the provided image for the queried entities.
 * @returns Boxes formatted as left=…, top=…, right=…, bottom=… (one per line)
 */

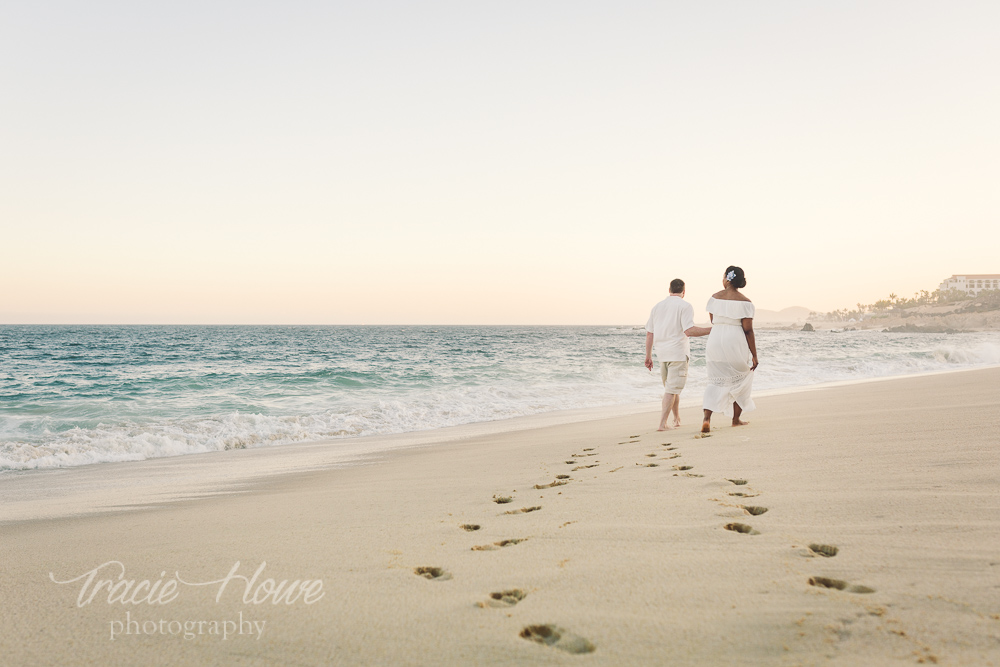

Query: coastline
left=2, top=367, right=999, bottom=664
left=3, top=362, right=999, bottom=524
left=5, top=325, right=999, bottom=475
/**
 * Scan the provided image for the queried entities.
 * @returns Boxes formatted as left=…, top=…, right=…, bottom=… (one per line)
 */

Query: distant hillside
left=754, top=306, right=812, bottom=324
left=808, top=290, right=1000, bottom=331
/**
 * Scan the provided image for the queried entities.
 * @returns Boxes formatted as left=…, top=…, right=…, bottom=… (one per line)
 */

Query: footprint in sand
left=565, top=460, right=576, bottom=464
left=628, top=434, right=640, bottom=438
left=493, top=495, right=514, bottom=504
left=582, top=448, right=595, bottom=451
left=808, top=577, right=874, bottom=594
left=673, top=465, right=693, bottom=471
left=414, top=566, right=452, bottom=581
left=728, top=491, right=758, bottom=498
left=503, top=506, right=542, bottom=515
left=663, top=446, right=677, bottom=450
left=724, top=522, right=759, bottom=535
left=496, top=538, right=526, bottom=547
left=727, top=479, right=748, bottom=486
left=555, top=474, right=570, bottom=479
left=460, top=524, right=481, bottom=531
left=742, top=506, right=768, bottom=516
left=637, top=463, right=659, bottom=467
left=645, top=453, right=658, bottom=458
left=572, top=464, right=598, bottom=470
left=520, top=625, right=595, bottom=654
left=809, top=544, right=839, bottom=557
left=472, top=538, right=527, bottom=551
left=478, top=589, right=527, bottom=608
left=667, top=453, right=682, bottom=459
left=535, top=480, right=569, bottom=489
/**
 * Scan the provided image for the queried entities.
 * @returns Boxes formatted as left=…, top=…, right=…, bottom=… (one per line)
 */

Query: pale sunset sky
left=2, top=1, right=998, bottom=324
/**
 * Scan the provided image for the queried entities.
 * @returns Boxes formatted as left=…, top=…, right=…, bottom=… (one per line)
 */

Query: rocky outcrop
left=885, top=323, right=959, bottom=334
left=809, top=310, right=1000, bottom=332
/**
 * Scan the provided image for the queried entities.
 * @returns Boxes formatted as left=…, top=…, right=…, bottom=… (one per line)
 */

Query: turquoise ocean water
left=1, top=325, right=998, bottom=471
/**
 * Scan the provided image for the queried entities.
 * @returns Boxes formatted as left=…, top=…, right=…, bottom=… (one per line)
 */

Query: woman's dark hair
left=725, top=265, right=746, bottom=289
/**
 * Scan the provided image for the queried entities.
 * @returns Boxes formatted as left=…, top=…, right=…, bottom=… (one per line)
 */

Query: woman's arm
left=742, top=318, right=758, bottom=370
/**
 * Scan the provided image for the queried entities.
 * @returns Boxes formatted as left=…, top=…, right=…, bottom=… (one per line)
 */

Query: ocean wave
left=2, top=327, right=999, bottom=471
left=0, top=377, right=660, bottom=470
left=931, top=343, right=1000, bottom=365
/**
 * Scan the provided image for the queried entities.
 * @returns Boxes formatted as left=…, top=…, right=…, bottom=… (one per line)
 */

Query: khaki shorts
left=660, top=360, right=689, bottom=394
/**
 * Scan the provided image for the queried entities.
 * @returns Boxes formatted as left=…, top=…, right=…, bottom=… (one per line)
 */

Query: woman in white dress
left=702, top=266, right=759, bottom=433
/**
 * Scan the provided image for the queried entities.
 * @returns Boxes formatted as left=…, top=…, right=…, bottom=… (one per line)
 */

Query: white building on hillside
left=938, top=274, right=1000, bottom=295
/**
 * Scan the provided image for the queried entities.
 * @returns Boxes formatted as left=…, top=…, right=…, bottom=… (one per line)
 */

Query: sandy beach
left=2, top=367, right=999, bottom=666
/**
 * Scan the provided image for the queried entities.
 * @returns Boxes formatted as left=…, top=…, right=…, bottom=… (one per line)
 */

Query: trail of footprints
left=411, top=430, right=677, bottom=655
left=410, top=428, right=874, bottom=655
left=414, top=431, right=707, bottom=652
left=716, top=470, right=875, bottom=597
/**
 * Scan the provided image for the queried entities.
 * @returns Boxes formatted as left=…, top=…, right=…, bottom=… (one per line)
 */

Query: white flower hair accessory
left=726, top=270, right=737, bottom=282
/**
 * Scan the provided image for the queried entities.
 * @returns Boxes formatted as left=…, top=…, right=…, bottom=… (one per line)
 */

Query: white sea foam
left=2, top=327, right=999, bottom=471
left=931, top=342, right=1000, bottom=365
left=0, top=379, right=656, bottom=470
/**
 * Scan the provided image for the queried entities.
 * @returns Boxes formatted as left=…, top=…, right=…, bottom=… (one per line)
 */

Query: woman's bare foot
left=732, top=419, right=749, bottom=427
left=657, top=425, right=673, bottom=432
left=701, top=409, right=713, bottom=434
left=673, top=418, right=681, bottom=428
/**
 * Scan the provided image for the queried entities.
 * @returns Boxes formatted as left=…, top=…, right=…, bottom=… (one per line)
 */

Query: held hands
left=645, top=356, right=653, bottom=371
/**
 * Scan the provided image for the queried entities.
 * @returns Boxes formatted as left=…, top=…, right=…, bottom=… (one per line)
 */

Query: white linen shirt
left=645, top=296, right=696, bottom=362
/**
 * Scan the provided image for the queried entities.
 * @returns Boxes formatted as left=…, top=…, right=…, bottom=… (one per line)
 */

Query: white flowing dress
left=703, top=297, right=756, bottom=416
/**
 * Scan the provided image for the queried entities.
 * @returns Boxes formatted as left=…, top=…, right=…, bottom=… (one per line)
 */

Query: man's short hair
left=669, top=278, right=685, bottom=294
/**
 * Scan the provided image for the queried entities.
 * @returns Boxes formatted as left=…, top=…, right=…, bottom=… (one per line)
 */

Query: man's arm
left=680, top=302, right=709, bottom=338
left=644, top=332, right=654, bottom=370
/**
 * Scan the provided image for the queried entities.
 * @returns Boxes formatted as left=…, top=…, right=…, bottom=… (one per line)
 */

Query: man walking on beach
left=645, top=279, right=711, bottom=431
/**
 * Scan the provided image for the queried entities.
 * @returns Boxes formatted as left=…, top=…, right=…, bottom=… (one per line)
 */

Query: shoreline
left=2, top=367, right=998, bottom=664
left=4, top=326, right=998, bottom=480
left=3, top=361, right=1000, bottom=525
left=0, top=364, right=1000, bottom=525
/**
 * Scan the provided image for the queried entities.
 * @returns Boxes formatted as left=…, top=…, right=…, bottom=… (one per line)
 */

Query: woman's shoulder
left=708, top=296, right=755, bottom=318
left=711, top=291, right=752, bottom=302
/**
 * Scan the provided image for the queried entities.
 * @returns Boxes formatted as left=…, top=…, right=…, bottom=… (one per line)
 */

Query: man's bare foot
left=701, top=421, right=711, bottom=434
left=732, top=419, right=749, bottom=427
